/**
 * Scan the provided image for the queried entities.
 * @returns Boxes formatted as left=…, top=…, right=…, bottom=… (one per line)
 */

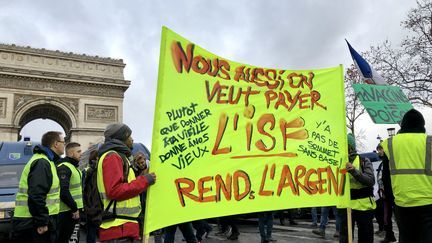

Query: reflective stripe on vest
left=349, top=155, right=376, bottom=211
left=388, top=136, right=432, bottom=175
left=18, top=187, right=59, bottom=194
left=98, top=192, right=141, bottom=215
left=15, top=198, right=60, bottom=206
left=57, top=162, right=84, bottom=212
left=14, top=153, right=60, bottom=218
left=97, top=151, right=141, bottom=229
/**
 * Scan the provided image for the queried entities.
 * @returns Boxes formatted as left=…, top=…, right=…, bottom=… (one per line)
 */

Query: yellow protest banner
left=144, top=27, right=349, bottom=234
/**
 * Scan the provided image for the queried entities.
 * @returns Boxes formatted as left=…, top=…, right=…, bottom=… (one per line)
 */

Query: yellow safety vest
left=97, top=151, right=141, bottom=229
left=57, top=162, right=83, bottom=212
left=14, top=153, right=60, bottom=217
left=349, top=156, right=376, bottom=211
left=382, top=134, right=432, bottom=207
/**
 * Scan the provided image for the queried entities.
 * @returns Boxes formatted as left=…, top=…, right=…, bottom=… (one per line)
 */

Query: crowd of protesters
left=11, top=108, right=432, bottom=243
left=311, top=108, right=431, bottom=243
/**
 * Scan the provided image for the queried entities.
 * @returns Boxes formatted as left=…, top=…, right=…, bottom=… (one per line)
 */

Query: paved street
left=140, top=217, right=399, bottom=243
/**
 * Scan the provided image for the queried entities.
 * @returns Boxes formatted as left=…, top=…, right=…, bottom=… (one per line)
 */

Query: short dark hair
left=41, top=131, right=62, bottom=147
left=376, top=144, right=383, bottom=150
left=65, top=142, right=81, bottom=153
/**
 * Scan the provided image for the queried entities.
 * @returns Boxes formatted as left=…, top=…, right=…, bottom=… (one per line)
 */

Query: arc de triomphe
left=0, top=44, right=130, bottom=148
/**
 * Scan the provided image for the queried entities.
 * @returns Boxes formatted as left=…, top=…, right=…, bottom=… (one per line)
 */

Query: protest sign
left=144, top=27, right=349, bottom=234
left=353, top=84, right=413, bottom=124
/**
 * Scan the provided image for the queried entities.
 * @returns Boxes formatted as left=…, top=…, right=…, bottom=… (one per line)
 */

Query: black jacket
left=57, top=156, right=80, bottom=212
left=12, top=145, right=60, bottom=232
left=381, top=154, right=395, bottom=200
left=98, top=138, right=144, bottom=176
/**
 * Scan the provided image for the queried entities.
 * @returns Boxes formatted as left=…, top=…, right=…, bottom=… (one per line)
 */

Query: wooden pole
left=347, top=208, right=353, bottom=243
left=142, top=234, right=149, bottom=243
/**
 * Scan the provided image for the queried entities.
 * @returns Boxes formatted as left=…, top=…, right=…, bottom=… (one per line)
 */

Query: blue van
left=0, top=141, right=39, bottom=240
left=359, top=152, right=381, bottom=163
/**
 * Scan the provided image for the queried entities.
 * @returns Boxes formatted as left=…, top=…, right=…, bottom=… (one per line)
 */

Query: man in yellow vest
left=97, top=123, right=156, bottom=242
left=381, top=109, right=432, bottom=243
left=338, top=133, right=376, bottom=243
left=12, top=131, right=65, bottom=243
left=57, top=142, right=83, bottom=243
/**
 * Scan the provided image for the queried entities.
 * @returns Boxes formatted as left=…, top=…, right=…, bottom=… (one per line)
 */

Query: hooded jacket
left=97, top=139, right=153, bottom=241
left=12, top=145, right=60, bottom=232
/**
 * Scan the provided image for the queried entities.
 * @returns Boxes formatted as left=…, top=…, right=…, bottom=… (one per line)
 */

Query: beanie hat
left=400, top=109, right=425, bottom=131
left=347, top=133, right=356, bottom=151
left=104, top=123, right=132, bottom=142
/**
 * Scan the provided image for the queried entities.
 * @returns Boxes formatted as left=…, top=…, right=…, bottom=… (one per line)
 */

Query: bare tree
left=368, top=0, right=432, bottom=107
left=345, top=64, right=366, bottom=135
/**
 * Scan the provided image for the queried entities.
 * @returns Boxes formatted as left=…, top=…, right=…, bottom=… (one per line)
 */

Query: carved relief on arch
left=85, top=104, right=118, bottom=123
left=13, top=94, right=79, bottom=126
left=0, top=76, right=125, bottom=98
left=14, top=94, right=78, bottom=114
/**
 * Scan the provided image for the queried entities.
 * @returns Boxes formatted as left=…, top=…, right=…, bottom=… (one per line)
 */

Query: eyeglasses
left=57, top=140, right=65, bottom=144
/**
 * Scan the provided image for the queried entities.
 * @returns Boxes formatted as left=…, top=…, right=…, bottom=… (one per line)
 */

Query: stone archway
left=14, top=99, right=76, bottom=141
left=0, top=44, right=131, bottom=148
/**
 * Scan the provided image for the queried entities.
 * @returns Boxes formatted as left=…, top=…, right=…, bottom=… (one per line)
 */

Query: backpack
left=83, top=151, right=133, bottom=226
left=83, top=164, right=103, bottom=225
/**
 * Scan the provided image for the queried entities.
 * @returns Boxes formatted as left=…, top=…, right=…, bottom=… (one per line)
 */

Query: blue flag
left=346, top=40, right=387, bottom=85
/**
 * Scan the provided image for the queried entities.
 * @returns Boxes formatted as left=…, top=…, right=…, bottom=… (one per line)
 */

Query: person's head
left=104, top=123, right=133, bottom=148
left=400, top=109, right=426, bottom=133
left=88, top=149, right=99, bottom=167
left=376, top=144, right=384, bottom=157
left=41, top=131, right=65, bottom=156
left=347, top=133, right=356, bottom=154
left=65, top=142, right=82, bottom=161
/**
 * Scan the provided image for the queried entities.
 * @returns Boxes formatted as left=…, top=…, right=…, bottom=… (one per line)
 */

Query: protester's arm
left=27, top=159, right=52, bottom=227
left=102, top=153, right=156, bottom=201
left=348, top=157, right=375, bottom=187
left=57, top=165, right=78, bottom=211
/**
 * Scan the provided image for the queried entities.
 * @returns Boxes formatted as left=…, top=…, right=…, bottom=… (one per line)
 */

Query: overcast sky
left=3, top=0, right=430, bottom=152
